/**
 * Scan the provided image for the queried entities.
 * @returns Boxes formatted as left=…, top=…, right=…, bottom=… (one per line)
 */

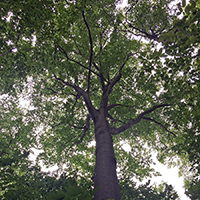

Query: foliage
left=185, top=177, right=200, bottom=200
left=2, top=166, right=94, bottom=200
left=120, top=180, right=179, bottom=200
left=158, top=0, right=200, bottom=174
left=0, top=0, right=199, bottom=199
left=0, top=95, right=34, bottom=198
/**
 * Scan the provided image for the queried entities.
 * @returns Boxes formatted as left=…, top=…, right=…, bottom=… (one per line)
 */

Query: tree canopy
left=0, top=0, right=199, bottom=199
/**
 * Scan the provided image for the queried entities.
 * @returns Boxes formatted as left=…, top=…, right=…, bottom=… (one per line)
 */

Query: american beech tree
left=0, top=0, right=199, bottom=199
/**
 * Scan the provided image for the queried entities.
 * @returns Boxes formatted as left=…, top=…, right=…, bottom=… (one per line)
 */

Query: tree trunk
left=94, top=116, right=121, bottom=200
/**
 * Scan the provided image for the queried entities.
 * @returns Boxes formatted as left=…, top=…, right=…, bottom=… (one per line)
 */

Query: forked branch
left=57, top=44, right=103, bottom=82
left=127, top=23, right=159, bottom=41
left=107, top=113, right=125, bottom=126
left=53, top=73, right=84, bottom=95
left=53, top=73, right=98, bottom=118
left=108, top=52, right=137, bottom=95
left=110, top=104, right=171, bottom=135
left=93, top=62, right=110, bottom=92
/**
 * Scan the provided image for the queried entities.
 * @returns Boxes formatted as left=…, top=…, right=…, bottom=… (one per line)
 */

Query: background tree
left=0, top=95, right=35, bottom=198
left=185, top=176, right=200, bottom=200
left=120, top=180, right=179, bottom=200
left=2, top=163, right=94, bottom=199
left=163, top=1, right=200, bottom=198
left=0, top=0, right=199, bottom=199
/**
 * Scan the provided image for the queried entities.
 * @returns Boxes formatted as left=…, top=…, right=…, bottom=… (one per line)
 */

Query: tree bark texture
left=94, top=114, right=121, bottom=200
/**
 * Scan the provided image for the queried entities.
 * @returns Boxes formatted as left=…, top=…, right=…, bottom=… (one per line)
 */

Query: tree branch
left=53, top=73, right=98, bottom=118
left=99, top=53, right=137, bottom=108
left=107, top=113, right=125, bottom=126
left=53, top=73, right=83, bottom=94
left=82, top=10, right=93, bottom=93
left=127, top=23, right=159, bottom=41
left=99, top=26, right=108, bottom=51
left=93, top=62, right=110, bottom=92
left=57, top=44, right=103, bottom=82
left=52, top=122, right=64, bottom=129
left=74, top=40, right=83, bottom=56
left=108, top=52, right=137, bottom=95
left=0, top=49, right=13, bottom=56
left=125, top=0, right=140, bottom=16
left=1, top=33, right=22, bottom=56
left=142, top=117, right=176, bottom=137
left=99, top=26, right=109, bottom=82
left=110, top=104, right=171, bottom=135
left=76, top=114, right=91, bottom=144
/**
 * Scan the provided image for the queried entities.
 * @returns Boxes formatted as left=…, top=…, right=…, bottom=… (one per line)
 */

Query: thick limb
left=110, top=104, right=171, bottom=135
left=53, top=73, right=98, bottom=119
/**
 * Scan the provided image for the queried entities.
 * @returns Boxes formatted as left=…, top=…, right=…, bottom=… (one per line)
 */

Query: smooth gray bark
left=94, top=113, right=121, bottom=200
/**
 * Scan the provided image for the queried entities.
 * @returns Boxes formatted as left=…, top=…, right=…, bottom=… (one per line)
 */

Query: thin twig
left=142, top=117, right=176, bottom=137
left=1, top=33, right=22, bottom=56
left=107, top=103, right=139, bottom=111
left=52, top=122, right=64, bottom=129
left=93, top=62, right=109, bottom=90
left=0, top=49, right=13, bottom=56
left=107, top=52, right=137, bottom=95
left=107, top=113, right=125, bottom=125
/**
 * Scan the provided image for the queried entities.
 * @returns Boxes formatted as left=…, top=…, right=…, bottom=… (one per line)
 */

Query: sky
left=120, top=143, right=190, bottom=200
left=151, top=160, right=189, bottom=199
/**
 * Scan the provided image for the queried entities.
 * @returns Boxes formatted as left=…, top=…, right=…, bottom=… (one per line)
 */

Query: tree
left=185, top=176, right=200, bottom=200
left=0, top=0, right=199, bottom=199
left=158, top=2, right=200, bottom=198
left=120, top=180, right=179, bottom=200
left=2, top=168, right=94, bottom=200
left=0, top=95, right=35, bottom=198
